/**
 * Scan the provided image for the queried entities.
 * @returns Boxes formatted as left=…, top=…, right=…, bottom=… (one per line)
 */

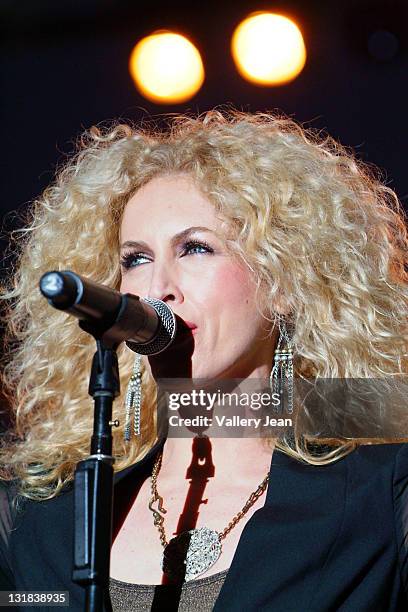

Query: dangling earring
left=124, top=354, right=142, bottom=440
left=270, top=318, right=294, bottom=414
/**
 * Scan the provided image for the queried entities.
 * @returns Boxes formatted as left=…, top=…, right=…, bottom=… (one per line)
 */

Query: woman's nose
left=147, top=263, right=184, bottom=304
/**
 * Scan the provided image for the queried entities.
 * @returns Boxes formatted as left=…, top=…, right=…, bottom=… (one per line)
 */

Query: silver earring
left=124, top=354, right=142, bottom=440
left=270, top=318, right=294, bottom=414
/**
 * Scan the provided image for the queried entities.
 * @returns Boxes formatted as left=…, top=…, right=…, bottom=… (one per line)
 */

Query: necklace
left=148, top=450, right=269, bottom=582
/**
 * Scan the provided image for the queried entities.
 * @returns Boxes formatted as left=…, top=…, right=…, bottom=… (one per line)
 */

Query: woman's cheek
left=120, top=271, right=149, bottom=297
left=209, top=261, right=256, bottom=302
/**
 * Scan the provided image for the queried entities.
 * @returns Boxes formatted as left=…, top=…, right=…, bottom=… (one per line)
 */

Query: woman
left=1, top=110, right=408, bottom=611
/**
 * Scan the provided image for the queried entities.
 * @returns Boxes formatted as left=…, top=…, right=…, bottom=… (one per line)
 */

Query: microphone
left=39, top=270, right=176, bottom=355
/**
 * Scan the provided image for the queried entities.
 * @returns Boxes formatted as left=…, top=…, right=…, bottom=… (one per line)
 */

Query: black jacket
left=1, top=440, right=408, bottom=611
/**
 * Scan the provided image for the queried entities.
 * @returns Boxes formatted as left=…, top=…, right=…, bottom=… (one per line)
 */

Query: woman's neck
left=158, top=436, right=275, bottom=486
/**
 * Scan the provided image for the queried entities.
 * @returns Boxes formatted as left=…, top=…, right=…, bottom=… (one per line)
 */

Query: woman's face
left=119, top=174, right=276, bottom=380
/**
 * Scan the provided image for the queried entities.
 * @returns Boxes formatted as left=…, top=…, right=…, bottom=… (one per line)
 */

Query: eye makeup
left=120, top=237, right=215, bottom=270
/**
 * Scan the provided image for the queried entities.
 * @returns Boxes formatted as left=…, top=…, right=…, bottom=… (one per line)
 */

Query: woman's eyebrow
left=120, top=226, right=214, bottom=251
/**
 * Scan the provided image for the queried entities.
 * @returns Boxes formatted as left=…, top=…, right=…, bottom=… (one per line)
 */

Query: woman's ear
left=257, top=283, right=292, bottom=320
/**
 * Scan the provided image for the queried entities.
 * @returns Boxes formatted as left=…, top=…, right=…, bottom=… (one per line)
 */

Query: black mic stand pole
left=72, top=323, right=121, bottom=612
left=38, top=273, right=175, bottom=611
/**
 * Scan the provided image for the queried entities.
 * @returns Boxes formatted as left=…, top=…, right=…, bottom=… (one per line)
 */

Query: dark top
left=1, top=440, right=408, bottom=611
left=109, top=569, right=228, bottom=611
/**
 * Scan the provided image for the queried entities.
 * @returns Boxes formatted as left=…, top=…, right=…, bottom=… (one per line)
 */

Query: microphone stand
left=37, top=272, right=175, bottom=611
left=72, top=305, right=134, bottom=612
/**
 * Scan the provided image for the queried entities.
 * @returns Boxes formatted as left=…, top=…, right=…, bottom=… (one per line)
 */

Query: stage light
left=129, top=31, right=204, bottom=104
left=231, top=12, right=306, bottom=86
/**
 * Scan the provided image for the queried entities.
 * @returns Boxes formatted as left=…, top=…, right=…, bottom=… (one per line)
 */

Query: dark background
left=0, top=0, right=407, bottom=423
left=1, top=0, right=408, bottom=263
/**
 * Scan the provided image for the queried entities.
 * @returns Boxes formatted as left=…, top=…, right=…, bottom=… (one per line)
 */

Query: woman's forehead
left=120, top=175, right=226, bottom=237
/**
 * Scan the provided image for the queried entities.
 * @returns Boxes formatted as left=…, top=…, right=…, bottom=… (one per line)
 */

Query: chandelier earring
left=270, top=317, right=294, bottom=414
left=124, top=354, right=142, bottom=441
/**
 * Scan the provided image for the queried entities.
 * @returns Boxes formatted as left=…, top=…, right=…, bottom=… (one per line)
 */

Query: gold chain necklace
left=148, top=451, right=269, bottom=582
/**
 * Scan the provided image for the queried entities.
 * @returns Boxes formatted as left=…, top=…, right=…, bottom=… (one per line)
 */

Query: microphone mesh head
left=126, top=298, right=177, bottom=355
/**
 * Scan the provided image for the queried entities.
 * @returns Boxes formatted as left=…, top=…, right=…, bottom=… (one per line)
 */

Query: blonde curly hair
left=1, top=110, right=408, bottom=501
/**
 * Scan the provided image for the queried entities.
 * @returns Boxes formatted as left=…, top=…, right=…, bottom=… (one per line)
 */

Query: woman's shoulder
left=321, top=443, right=408, bottom=599
left=345, top=441, right=408, bottom=489
left=346, top=442, right=408, bottom=587
left=351, top=441, right=408, bottom=466
left=278, top=442, right=408, bottom=501
left=277, top=441, right=408, bottom=477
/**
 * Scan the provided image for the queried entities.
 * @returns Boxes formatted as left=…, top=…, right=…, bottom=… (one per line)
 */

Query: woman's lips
left=184, top=321, right=197, bottom=328
left=176, top=319, right=198, bottom=336
left=183, top=319, right=197, bottom=331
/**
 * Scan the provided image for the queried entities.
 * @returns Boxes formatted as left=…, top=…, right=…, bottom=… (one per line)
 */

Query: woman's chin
left=148, top=334, right=195, bottom=379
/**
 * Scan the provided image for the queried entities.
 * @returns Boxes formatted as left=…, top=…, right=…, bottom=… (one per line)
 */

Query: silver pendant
left=162, top=527, right=222, bottom=582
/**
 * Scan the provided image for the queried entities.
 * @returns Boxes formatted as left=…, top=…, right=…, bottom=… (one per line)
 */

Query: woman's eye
left=120, top=252, right=150, bottom=269
left=120, top=240, right=214, bottom=270
left=182, top=240, right=214, bottom=256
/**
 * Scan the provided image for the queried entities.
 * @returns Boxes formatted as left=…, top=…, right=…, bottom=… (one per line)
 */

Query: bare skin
left=110, top=174, right=281, bottom=584
left=110, top=438, right=274, bottom=584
